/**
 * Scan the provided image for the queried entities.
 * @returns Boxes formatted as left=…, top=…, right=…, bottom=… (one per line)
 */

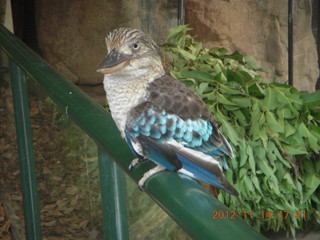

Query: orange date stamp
left=211, top=210, right=307, bottom=220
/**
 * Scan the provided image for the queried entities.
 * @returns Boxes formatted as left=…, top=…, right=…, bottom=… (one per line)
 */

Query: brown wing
left=146, top=75, right=212, bottom=121
left=144, top=75, right=233, bottom=159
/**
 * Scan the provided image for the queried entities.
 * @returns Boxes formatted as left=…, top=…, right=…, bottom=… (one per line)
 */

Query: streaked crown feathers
left=105, top=28, right=160, bottom=54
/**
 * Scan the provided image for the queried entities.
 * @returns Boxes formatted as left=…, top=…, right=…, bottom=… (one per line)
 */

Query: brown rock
left=185, top=0, right=319, bottom=91
left=36, top=0, right=178, bottom=103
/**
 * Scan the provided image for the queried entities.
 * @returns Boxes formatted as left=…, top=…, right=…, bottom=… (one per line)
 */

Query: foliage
left=163, top=25, right=320, bottom=236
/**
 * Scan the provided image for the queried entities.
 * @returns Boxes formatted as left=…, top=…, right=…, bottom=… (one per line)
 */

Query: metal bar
left=288, top=0, right=294, bottom=86
left=0, top=24, right=265, bottom=240
left=178, top=0, right=185, bottom=25
left=9, top=60, right=42, bottom=240
left=98, top=148, right=129, bottom=240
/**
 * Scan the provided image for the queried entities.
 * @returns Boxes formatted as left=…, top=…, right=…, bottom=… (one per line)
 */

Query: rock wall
left=35, top=0, right=319, bottom=100
left=35, top=0, right=177, bottom=103
left=185, top=0, right=319, bottom=91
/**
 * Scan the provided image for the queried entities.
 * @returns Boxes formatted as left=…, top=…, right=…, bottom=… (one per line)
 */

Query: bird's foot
left=128, top=157, right=147, bottom=170
left=138, top=165, right=166, bottom=191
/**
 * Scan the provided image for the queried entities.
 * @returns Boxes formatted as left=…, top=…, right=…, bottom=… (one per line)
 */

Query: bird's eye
left=132, top=43, right=140, bottom=50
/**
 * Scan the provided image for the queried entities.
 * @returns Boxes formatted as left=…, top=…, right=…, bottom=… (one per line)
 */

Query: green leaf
left=239, top=142, right=248, bottom=167
left=303, top=174, right=320, bottom=202
left=282, top=107, right=295, bottom=119
left=214, top=72, right=228, bottom=82
left=250, top=101, right=261, bottom=124
left=265, top=111, right=284, bottom=133
left=215, top=110, right=240, bottom=146
left=258, top=159, right=273, bottom=177
left=216, top=94, right=237, bottom=106
left=239, top=168, right=247, bottom=178
left=230, top=154, right=238, bottom=169
left=300, top=90, right=320, bottom=107
left=258, top=128, right=268, bottom=149
left=197, top=63, right=212, bottom=72
left=194, top=42, right=203, bottom=56
left=190, top=42, right=203, bottom=57
left=225, top=50, right=245, bottom=63
left=311, top=124, right=320, bottom=139
left=237, top=67, right=255, bottom=78
left=268, top=177, right=280, bottom=195
left=243, top=175, right=254, bottom=193
left=209, top=47, right=229, bottom=57
left=233, top=110, right=248, bottom=126
left=231, top=96, right=252, bottom=108
left=249, top=102, right=263, bottom=140
left=303, top=159, right=315, bottom=173
left=213, top=62, right=223, bottom=75
left=166, top=25, right=192, bottom=46
left=284, top=121, right=296, bottom=137
left=246, top=145, right=256, bottom=174
left=244, top=55, right=264, bottom=71
left=283, top=172, right=294, bottom=187
left=283, top=144, right=308, bottom=155
left=248, top=83, right=265, bottom=98
left=298, top=122, right=308, bottom=138
left=272, top=85, right=302, bottom=113
left=307, top=131, right=319, bottom=152
left=251, top=175, right=263, bottom=194
left=227, top=69, right=245, bottom=85
left=182, top=70, right=215, bottom=82
left=263, top=87, right=277, bottom=110
left=316, top=161, right=320, bottom=173
left=195, top=82, right=209, bottom=95
left=275, top=161, right=285, bottom=180
left=176, top=48, right=196, bottom=60
left=255, top=145, right=266, bottom=160
left=219, top=84, right=243, bottom=95
left=268, top=141, right=291, bottom=168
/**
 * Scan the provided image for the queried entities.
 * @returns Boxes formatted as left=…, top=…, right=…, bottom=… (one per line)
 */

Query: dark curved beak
left=97, top=48, right=133, bottom=74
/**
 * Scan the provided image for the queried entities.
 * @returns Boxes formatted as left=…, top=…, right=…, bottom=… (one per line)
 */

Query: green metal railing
left=10, top=60, right=42, bottom=239
left=0, top=24, right=266, bottom=240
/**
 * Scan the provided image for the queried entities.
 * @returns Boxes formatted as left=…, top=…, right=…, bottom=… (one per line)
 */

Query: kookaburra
left=97, top=27, right=238, bottom=196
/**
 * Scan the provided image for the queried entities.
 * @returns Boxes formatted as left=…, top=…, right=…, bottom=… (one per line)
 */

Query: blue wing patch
left=125, top=104, right=238, bottom=196
left=127, top=105, right=230, bottom=168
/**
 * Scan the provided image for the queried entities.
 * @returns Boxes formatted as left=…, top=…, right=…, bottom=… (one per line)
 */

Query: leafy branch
left=164, top=25, right=320, bottom=236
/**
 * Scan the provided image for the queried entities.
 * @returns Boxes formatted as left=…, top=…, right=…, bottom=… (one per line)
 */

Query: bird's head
left=97, top=28, right=164, bottom=75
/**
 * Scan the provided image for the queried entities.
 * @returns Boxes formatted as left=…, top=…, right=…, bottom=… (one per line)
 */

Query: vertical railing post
left=10, top=61, right=42, bottom=240
left=98, top=148, right=129, bottom=240
left=288, top=0, right=294, bottom=86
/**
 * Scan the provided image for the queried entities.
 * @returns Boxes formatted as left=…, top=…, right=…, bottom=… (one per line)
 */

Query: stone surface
left=35, top=0, right=178, bottom=104
left=185, top=0, right=319, bottom=92
left=36, top=1, right=124, bottom=86
left=35, top=0, right=319, bottom=97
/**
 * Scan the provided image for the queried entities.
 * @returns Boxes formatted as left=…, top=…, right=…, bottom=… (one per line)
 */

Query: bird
left=97, top=27, right=238, bottom=196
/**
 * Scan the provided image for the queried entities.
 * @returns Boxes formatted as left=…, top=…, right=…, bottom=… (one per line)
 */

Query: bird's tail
left=137, top=136, right=238, bottom=196
left=176, top=150, right=238, bottom=196
left=150, top=139, right=238, bottom=196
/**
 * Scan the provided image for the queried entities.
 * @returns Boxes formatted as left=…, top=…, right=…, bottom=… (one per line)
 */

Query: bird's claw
left=128, top=157, right=146, bottom=170
left=138, top=182, right=144, bottom=191
left=137, top=165, right=166, bottom=190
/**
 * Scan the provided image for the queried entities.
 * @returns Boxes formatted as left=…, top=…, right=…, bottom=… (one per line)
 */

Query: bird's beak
left=97, top=48, right=132, bottom=74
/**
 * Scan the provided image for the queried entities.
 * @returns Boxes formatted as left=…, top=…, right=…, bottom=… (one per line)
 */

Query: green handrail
left=98, top=148, right=129, bottom=240
left=10, top=61, right=42, bottom=240
left=0, top=24, right=266, bottom=239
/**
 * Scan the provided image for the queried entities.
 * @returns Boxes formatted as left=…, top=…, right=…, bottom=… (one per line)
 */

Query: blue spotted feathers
left=126, top=75, right=238, bottom=196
